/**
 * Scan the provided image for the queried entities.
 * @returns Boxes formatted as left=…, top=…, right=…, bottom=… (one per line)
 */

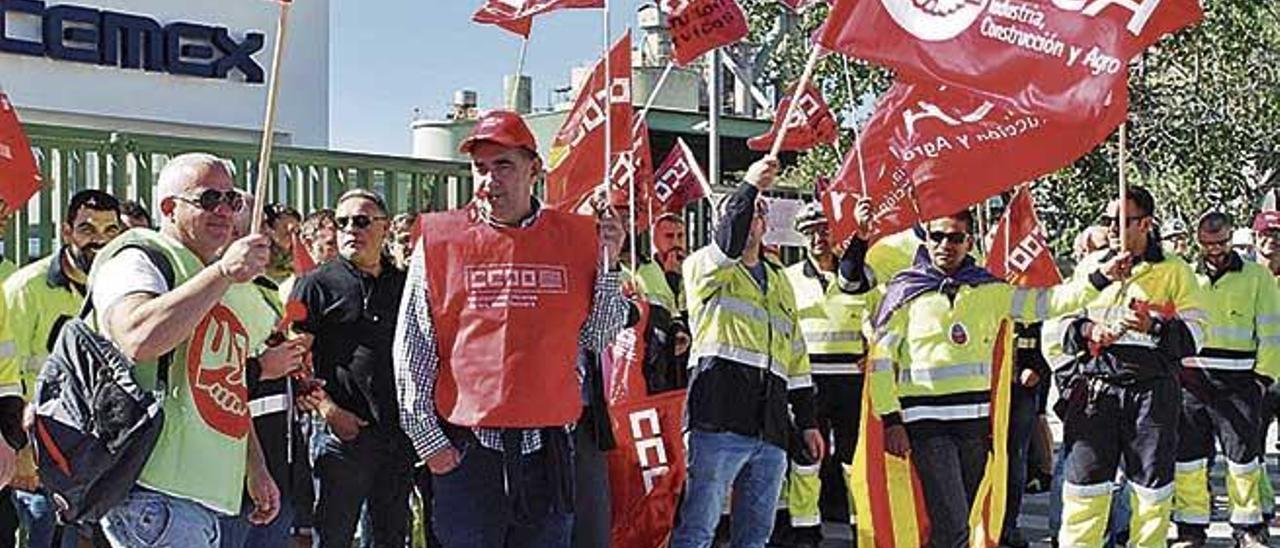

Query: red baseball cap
left=458, top=110, right=538, bottom=155
left=1254, top=211, right=1280, bottom=232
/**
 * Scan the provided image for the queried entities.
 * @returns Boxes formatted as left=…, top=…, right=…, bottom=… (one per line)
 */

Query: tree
left=743, top=2, right=1280, bottom=253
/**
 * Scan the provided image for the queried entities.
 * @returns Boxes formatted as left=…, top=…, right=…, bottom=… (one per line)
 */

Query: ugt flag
left=817, top=0, right=1201, bottom=120
left=822, top=80, right=1126, bottom=243
left=472, top=0, right=604, bottom=36
left=545, top=32, right=633, bottom=211
left=0, top=91, right=40, bottom=211
left=985, top=187, right=1062, bottom=287
left=747, top=82, right=839, bottom=153
left=662, top=0, right=749, bottom=67
left=653, top=137, right=711, bottom=214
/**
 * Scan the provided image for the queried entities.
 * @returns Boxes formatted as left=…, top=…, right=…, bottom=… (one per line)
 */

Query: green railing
left=6, top=123, right=473, bottom=265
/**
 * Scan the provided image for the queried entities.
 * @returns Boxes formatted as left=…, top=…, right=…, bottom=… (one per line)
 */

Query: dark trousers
left=0, top=488, right=15, bottom=548
left=1003, top=381, right=1040, bottom=535
left=1062, top=376, right=1179, bottom=492
left=815, top=374, right=861, bottom=524
left=906, top=421, right=990, bottom=548
left=311, top=424, right=414, bottom=548
left=431, top=434, right=574, bottom=548
left=414, top=466, right=443, bottom=548
left=571, top=427, right=610, bottom=548
left=1175, top=370, right=1265, bottom=531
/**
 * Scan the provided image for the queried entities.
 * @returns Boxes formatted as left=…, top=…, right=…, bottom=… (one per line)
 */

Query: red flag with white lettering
left=747, top=82, right=839, bottom=153
left=817, top=0, right=1201, bottom=121
left=472, top=0, right=604, bottom=37
left=606, top=389, right=687, bottom=548
left=595, top=121, right=656, bottom=232
left=823, top=80, right=1126, bottom=243
left=0, top=92, right=40, bottom=211
left=545, top=32, right=633, bottom=211
left=662, top=0, right=750, bottom=67
left=986, top=187, right=1062, bottom=287
left=653, top=137, right=711, bottom=214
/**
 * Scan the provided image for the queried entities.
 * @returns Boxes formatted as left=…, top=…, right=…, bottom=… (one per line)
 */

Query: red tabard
left=422, top=207, right=599, bottom=428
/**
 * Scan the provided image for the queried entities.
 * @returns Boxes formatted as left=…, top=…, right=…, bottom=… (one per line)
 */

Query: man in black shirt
left=291, top=189, right=413, bottom=548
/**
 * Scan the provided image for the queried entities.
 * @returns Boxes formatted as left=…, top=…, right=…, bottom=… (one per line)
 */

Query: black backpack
left=31, top=245, right=175, bottom=524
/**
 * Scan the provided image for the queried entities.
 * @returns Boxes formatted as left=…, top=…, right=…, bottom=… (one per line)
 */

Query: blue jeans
left=431, top=433, right=574, bottom=547
left=11, top=490, right=68, bottom=548
left=1003, top=382, right=1040, bottom=537
left=216, top=497, right=296, bottom=548
left=311, top=424, right=414, bottom=548
left=671, top=430, right=787, bottom=548
left=99, top=488, right=221, bottom=548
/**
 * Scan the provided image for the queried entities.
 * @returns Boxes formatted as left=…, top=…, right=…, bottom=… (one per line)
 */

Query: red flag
left=823, top=80, right=1126, bottom=243
left=652, top=137, right=711, bottom=214
left=592, top=120, right=656, bottom=232
left=748, top=82, right=839, bottom=153
left=0, top=92, right=41, bottom=211
left=606, top=297, right=650, bottom=404
left=606, top=389, right=687, bottom=548
left=662, top=0, right=749, bottom=67
left=545, top=32, right=633, bottom=211
left=472, top=0, right=603, bottom=37
left=817, top=0, right=1201, bottom=120
left=985, top=187, right=1062, bottom=288
left=290, top=231, right=317, bottom=275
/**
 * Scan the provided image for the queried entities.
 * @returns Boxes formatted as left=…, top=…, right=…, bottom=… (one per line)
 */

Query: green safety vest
left=869, top=272, right=1100, bottom=422
left=684, top=245, right=810, bottom=388
left=0, top=254, right=85, bottom=397
left=631, top=260, right=683, bottom=314
left=1185, top=259, right=1280, bottom=378
left=1042, top=250, right=1206, bottom=372
left=783, top=260, right=875, bottom=375
left=90, top=229, right=252, bottom=515
left=0, top=259, right=19, bottom=399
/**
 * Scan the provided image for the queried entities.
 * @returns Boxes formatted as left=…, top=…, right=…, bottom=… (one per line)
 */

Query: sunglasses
left=927, top=231, right=968, bottom=245
left=335, top=214, right=388, bottom=230
left=175, top=189, right=244, bottom=213
left=1098, top=214, right=1145, bottom=228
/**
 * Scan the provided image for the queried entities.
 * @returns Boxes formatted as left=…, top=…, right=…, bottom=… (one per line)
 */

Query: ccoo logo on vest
left=0, top=0, right=265, bottom=83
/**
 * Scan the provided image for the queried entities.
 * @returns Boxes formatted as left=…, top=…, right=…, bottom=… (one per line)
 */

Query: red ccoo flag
left=652, top=137, right=711, bottom=214
left=817, top=0, right=1201, bottom=121
left=586, top=120, right=656, bottom=231
left=472, top=0, right=604, bottom=37
left=748, top=82, right=839, bottom=153
left=823, top=80, right=1126, bottom=244
left=986, top=187, right=1062, bottom=288
left=545, top=32, right=633, bottom=212
left=662, top=0, right=749, bottom=67
left=0, top=91, right=41, bottom=212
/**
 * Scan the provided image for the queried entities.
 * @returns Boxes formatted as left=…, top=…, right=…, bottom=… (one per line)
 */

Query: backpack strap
left=80, top=244, right=178, bottom=391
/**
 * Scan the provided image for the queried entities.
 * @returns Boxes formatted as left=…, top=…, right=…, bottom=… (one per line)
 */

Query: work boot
left=790, top=525, right=822, bottom=548
left=999, top=528, right=1029, bottom=548
left=1234, top=526, right=1269, bottom=548
left=1169, top=524, right=1208, bottom=548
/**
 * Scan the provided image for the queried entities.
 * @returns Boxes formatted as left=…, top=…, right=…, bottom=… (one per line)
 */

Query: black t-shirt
left=291, top=257, right=406, bottom=427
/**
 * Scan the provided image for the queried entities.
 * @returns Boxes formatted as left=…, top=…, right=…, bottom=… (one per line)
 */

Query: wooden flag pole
left=769, top=45, right=822, bottom=158
left=1118, top=118, right=1128, bottom=250
left=508, top=32, right=531, bottom=109
left=839, top=56, right=869, bottom=197
left=251, top=0, right=291, bottom=233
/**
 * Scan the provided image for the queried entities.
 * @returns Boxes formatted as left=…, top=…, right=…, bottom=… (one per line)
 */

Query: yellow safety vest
left=0, top=254, right=86, bottom=397
left=632, top=260, right=683, bottom=314
left=1183, top=259, right=1280, bottom=379
left=685, top=244, right=810, bottom=389
left=784, top=259, right=875, bottom=375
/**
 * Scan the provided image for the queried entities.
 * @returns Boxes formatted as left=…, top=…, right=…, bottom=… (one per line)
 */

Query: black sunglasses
left=1098, top=214, right=1145, bottom=228
left=176, top=189, right=244, bottom=213
left=927, top=231, right=968, bottom=245
left=335, top=214, right=388, bottom=230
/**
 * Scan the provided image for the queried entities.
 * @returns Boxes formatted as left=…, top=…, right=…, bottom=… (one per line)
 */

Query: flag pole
left=1118, top=117, right=1128, bottom=250
left=708, top=47, right=721, bottom=241
left=769, top=45, right=822, bottom=158
left=634, top=61, right=674, bottom=131
left=839, top=56, right=869, bottom=196
left=251, top=0, right=291, bottom=234
left=509, top=31, right=531, bottom=109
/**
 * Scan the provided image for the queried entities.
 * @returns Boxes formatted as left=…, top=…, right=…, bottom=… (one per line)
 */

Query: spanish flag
left=850, top=320, right=1013, bottom=546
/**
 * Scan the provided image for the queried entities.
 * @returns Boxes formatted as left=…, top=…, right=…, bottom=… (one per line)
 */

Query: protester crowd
left=0, top=110, right=1274, bottom=548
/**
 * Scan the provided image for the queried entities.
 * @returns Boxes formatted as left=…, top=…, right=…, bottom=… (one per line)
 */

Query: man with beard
left=631, top=212, right=691, bottom=391
left=263, top=204, right=302, bottom=284
left=1168, top=212, right=1279, bottom=548
left=0, top=189, right=121, bottom=547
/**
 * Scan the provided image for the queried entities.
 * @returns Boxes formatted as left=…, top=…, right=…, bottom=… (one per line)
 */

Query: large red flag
left=606, top=389, right=687, bottom=548
left=472, top=0, right=604, bottom=37
left=545, top=32, right=633, bottom=211
left=593, top=120, right=656, bottom=231
left=747, top=82, right=839, bottom=153
left=653, top=137, right=711, bottom=214
left=817, top=0, right=1201, bottom=121
left=823, top=80, right=1126, bottom=243
left=985, top=187, right=1062, bottom=288
left=662, top=0, right=749, bottom=67
left=0, top=92, right=41, bottom=211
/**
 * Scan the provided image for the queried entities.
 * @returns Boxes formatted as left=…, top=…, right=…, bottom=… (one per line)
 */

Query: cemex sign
left=0, top=0, right=265, bottom=83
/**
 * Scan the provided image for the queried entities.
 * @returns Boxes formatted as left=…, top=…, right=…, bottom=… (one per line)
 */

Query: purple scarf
left=872, top=246, right=1002, bottom=330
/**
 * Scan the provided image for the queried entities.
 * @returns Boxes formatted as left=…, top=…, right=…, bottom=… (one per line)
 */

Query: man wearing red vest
left=394, top=110, right=630, bottom=547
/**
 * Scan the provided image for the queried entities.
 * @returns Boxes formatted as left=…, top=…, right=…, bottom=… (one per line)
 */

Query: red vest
left=422, top=206, right=599, bottom=428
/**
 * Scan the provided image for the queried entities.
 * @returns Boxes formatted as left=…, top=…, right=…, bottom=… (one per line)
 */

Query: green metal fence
left=6, top=123, right=473, bottom=265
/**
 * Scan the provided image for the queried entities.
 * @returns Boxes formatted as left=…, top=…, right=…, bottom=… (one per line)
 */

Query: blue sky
left=329, top=1, right=645, bottom=155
